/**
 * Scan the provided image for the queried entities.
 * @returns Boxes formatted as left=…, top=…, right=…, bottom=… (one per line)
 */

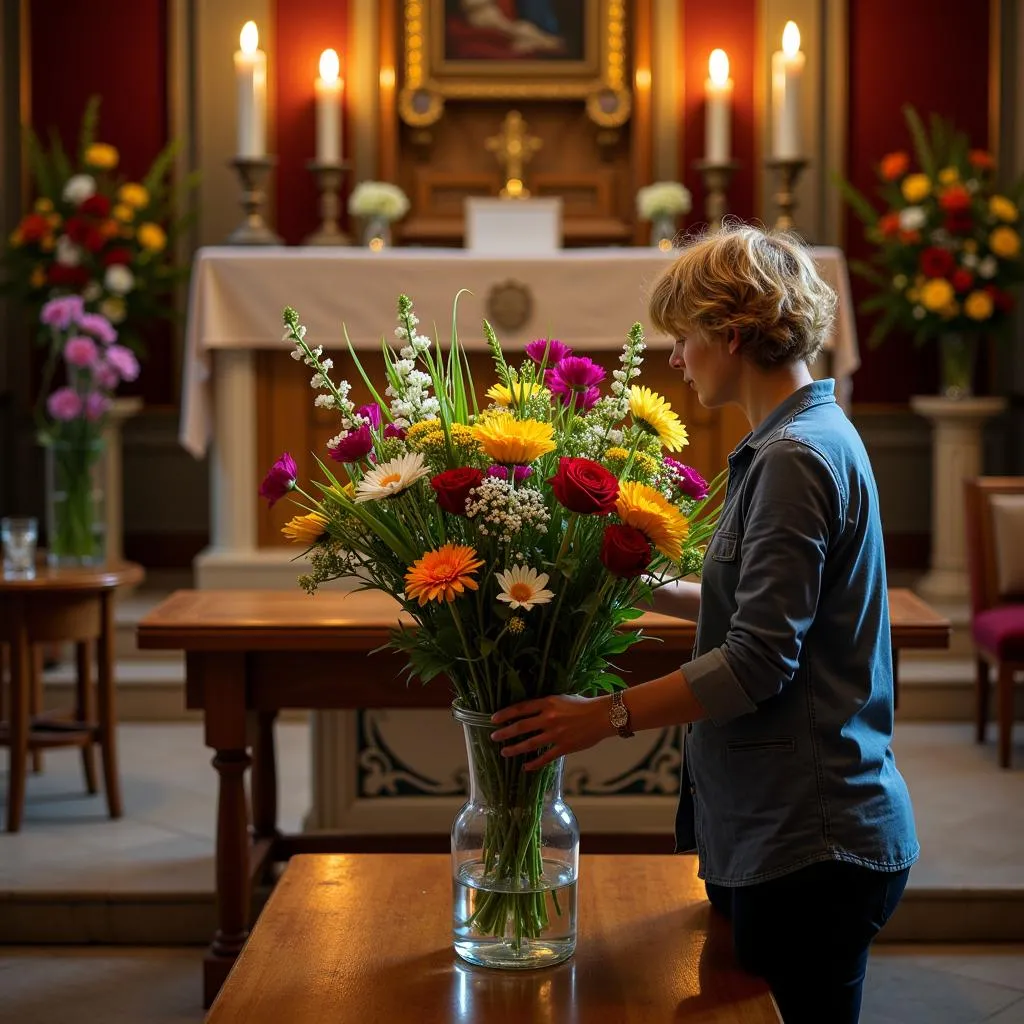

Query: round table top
left=0, top=561, right=145, bottom=592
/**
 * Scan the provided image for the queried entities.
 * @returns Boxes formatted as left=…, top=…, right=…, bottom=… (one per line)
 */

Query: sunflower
left=628, top=386, right=689, bottom=451
left=281, top=511, right=330, bottom=545
left=471, top=417, right=556, bottom=464
left=495, top=566, right=555, bottom=611
left=355, top=452, right=429, bottom=502
left=615, top=481, right=689, bottom=560
left=405, top=544, right=484, bottom=605
left=486, top=380, right=550, bottom=406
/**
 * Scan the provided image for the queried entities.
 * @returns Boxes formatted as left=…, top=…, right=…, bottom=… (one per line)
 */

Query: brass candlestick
left=765, top=157, right=809, bottom=233
left=304, top=161, right=352, bottom=246
left=693, top=159, right=740, bottom=232
left=226, top=156, right=282, bottom=245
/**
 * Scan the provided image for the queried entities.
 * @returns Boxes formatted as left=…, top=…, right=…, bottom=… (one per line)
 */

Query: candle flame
left=708, top=49, right=730, bottom=86
left=240, top=20, right=259, bottom=54
left=319, top=48, right=340, bottom=84
left=782, top=21, right=801, bottom=57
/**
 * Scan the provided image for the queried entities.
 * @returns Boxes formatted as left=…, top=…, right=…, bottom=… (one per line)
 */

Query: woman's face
left=668, top=323, right=736, bottom=407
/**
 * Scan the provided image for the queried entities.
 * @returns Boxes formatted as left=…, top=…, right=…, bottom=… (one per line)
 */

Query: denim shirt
left=675, top=379, right=920, bottom=886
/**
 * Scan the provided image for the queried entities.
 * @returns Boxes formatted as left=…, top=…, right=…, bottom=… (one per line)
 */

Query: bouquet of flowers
left=840, top=105, right=1024, bottom=349
left=37, top=295, right=140, bottom=564
left=2, top=95, right=196, bottom=353
left=636, top=181, right=693, bottom=220
left=347, top=181, right=411, bottom=222
left=262, top=294, right=722, bottom=955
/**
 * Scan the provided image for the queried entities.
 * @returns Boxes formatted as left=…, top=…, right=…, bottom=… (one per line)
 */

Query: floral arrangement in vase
left=261, top=295, right=721, bottom=968
left=636, top=181, right=692, bottom=247
left=347, top=181, right=410, bottom=247
left=839, top=105, right=1024, bottom=396
left=1, top=95, right=196, bottom=355
left=37, top=295, right=140, bottom=566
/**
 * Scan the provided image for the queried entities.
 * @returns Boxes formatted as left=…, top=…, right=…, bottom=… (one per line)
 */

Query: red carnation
left=938, top=186, right=971, bottom=213
left=547, top=457, right=619, bottom=515
left=102, top=247, right=133, bottom=267
left=951, top=269, right=974, bottom=293
left=431, top=467, right=484, bottom=516
left=945, top=210, right=974, bottom=234
left=920, top=247, right=956, bottom=279
left=64, top=216, right=90, bottom=243
left=79, top=194, right=112, bottom=218
left=878, top=212, right=901, bottom=238
left=968, top=150, right=995, bottom=171
left=19, top=213, right=49, bottom=243
left=600, top=524, right=652, bottom=579
left=47, top=264, right=89, bottom=288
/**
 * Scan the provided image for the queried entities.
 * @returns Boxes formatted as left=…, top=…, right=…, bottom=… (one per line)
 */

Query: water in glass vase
left=453, top=858, right=577, bottom=968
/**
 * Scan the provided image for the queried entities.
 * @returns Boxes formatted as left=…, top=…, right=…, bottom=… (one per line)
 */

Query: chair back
left=964, top=476, right=1024, bottom=615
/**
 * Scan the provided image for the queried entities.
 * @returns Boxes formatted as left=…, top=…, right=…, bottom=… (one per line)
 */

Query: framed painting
left=399, top=0, right=631, bottom=128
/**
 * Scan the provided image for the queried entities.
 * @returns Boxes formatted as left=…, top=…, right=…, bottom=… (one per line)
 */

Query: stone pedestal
left=910, top=395, right=1007, bottom=603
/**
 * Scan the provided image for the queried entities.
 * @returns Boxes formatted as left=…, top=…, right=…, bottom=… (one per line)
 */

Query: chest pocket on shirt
left=710, top=530, right=739, bottom=562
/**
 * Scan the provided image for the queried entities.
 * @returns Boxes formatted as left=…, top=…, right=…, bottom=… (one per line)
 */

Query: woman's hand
left=490, top=694, right=613, bottom=771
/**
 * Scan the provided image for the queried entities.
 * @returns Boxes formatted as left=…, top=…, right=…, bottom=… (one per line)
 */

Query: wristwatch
left=609, top=690, right=634, bottom=738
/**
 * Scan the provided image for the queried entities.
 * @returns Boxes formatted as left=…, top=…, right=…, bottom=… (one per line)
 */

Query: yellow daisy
left=281, top=511, right=329, bottom=545
left=117, top=182, right=150, bottom=209
left=405, top=544, right=484, bottom=605
left=472, top=417, right=556, bottom=464
left=495, top=566, right=555, bottom=611
left=964, top=290, right=994, bottom=321
left=920, top=278, right=955, bottom=312
left=355, top=452, right=429, bottom=502
left=615, top=481, right=689, bottom=560
left=901, top=173, right=932, bottom=204
left=486, top=380, right=550, bottom=406
left=137, top=222, right=167, bottom=253
left=989, top=226, right=1021, bottom=259
left=989, top=195, right=1019, bottom=223
left=628, top=386, right=689, bottom=452
left=84, top=142, right=118, bottom=169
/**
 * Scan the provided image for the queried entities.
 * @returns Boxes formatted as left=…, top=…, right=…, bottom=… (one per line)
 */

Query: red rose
left=951, top=269, right=974, bottom=293
left=64, top=216, right=90, bottom=243
left=47, top=264, right=89, bottom=288
left=945, top=210, right=974, bottom=234
left=19, top=213, right=49, bottom=243
left=102, top=247, right=133, bottom=267
left=938, top=186, right=971, bottom=213
left=79, top=194, right=111, bottom=218
left=600, top=524, right=652, bottom=578
left=431, top=467, right=484, bottom=516
left=920, top=247, right=955, bottom=278
left=547, top=457, right=619, bottom=515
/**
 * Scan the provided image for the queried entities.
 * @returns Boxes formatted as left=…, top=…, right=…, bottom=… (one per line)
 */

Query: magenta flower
left=487, top=464, right=533, bottom=483
left=328, top=424, right=375, bottom=463
left=40, top=295, right=85, bottom=330
left=525, top=338, right=573, bottom=365
left=105, top=345, right=140, bottom=382
left=547, top=356, right=605, bottom=410
left=47, top=386, right=84, bottom=422
left=383, top=423, right=407, bottom=440
left=94, top=363, right=120, bottom=390
left=259, top=452, right=298, bottom=506
left=665, top=458, right=709, bottom=500
left=84, top=392, right=110, bottom=422
left=356, top=403, right=382, bottom=428
left=76, top=312, right=118, bottom=345
left=64, top=335, right=99, bottom=368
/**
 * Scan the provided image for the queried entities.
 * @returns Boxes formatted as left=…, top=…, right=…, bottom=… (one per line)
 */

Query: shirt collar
left=733, top=379, right=837, bottom=454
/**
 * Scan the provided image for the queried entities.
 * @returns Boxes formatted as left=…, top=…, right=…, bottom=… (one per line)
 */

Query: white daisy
left=354, top=452, right=428, bottom=503
left=495, top=566, right=555, bottom=611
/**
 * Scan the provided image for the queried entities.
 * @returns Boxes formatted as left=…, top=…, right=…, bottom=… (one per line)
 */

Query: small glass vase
left=363, top=216, right=392, bottom=249
left=451, top=702, right=579, bottom=970
left=44, top=438, right=106, bottom=567
left=650, top=214, right=677, bottom=249
left=937, top=333, right=975, bottom=399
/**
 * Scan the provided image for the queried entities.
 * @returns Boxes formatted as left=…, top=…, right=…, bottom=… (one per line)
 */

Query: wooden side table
left=0, top=562, right=144, bottom=832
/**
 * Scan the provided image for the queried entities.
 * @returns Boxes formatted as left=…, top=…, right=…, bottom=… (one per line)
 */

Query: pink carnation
left=525, top=338, right=572, bottom=365
left=105, top=344, right=140, bottom=382
left=84, top=392, right=110, bottom=422
left=94, top=363, right=120, bottom=390
left=46, top=386, right=84, bottom=421
left=76, top=312, right=118, bottom=345
left=40, top=295, right=85, bottom=330
left=328, top=424, right=374, bottom=463
left=64, top=335, right=99, bottom=368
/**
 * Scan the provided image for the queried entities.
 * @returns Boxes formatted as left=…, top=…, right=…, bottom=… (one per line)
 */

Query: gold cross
left=485, top=111, right=542, bottom=199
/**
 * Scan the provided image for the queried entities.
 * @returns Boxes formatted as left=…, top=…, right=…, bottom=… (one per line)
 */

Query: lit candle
left=705, top=49, right=733, bottom=163
left=315, top=48, right=343, bottom=164
left=234, top=21, right=267, bottom=158
left=771, top=21, right=805, bottom=159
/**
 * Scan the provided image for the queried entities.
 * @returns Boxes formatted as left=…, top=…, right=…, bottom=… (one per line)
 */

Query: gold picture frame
left=398, top=0, right=631, bottom=129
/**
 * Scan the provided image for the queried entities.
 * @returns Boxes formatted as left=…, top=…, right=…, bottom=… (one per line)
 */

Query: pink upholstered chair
left=964, top=477, right=1024, bottom=768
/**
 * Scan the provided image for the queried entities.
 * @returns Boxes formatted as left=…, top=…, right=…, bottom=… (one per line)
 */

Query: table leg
left=6, top=624, right=31, bottom=832
left=30, top=646, right=43, bottom=774
left=252, top=710, right=279, bottom=841
left=77, top=640, right=98, bottom=794
left=96, top=591, right=122, bottom=818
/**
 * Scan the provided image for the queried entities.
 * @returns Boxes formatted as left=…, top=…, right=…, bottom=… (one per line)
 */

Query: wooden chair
left=964, top=477, right=1024, bottom=767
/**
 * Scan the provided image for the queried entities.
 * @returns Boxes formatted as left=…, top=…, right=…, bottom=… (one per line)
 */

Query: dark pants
left=705, top=860, right=910, bottom=1024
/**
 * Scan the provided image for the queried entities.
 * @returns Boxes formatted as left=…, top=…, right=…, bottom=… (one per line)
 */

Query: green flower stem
left=49, top=442, right=103, bottom=562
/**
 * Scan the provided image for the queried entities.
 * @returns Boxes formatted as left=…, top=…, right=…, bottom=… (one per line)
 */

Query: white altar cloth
left=180, top=246, right=859, bottom=458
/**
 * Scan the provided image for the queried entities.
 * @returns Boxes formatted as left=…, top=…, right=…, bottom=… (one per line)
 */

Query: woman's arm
left=648, top=578, right=701, bottom=620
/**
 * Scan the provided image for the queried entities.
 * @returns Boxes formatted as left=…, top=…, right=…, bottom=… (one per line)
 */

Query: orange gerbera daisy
left=404, top=544, right=484, bottom=606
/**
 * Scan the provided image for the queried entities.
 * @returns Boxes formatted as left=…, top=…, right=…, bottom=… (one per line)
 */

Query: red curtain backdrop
left=273, top=0, right=351, bottom=244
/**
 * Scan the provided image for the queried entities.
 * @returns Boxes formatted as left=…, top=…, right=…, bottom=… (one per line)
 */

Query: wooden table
left=1, top=562, right=145, bottom=832
left=206, top=853, right=782, bottom=1024
left=137, top=585, right=949, bottom=1006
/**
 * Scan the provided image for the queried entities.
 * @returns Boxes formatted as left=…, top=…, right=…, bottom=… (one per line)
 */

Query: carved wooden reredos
left=379, top=0, right=654, bottom=247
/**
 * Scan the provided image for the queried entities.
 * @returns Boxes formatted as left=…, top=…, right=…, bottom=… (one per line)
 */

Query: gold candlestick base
left=226, top=156, right=283, bottom=246
left=693, top=159, right=740, bottom=232
left=765, top=157, right=809, bottom=233
left=304, top=161, right=352, bottom=246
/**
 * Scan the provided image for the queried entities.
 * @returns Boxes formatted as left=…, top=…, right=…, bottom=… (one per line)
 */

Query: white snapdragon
left=386, top=296, right=439, bottom=427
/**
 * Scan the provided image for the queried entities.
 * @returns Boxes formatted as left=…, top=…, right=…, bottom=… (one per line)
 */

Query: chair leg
left=77, top=640, right=98, bottom=794
left=975, top=657, right=990, bottom=744
left=96, top=592, right=122, bottom=818
left=997, top=662, right=1014, bottom=769
left=30, top=647, right=43, bottom=774
left=7, top=626, right=31, bottom=832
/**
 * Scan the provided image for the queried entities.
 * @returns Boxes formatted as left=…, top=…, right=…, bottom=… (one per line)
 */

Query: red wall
left=274, top=0, right=351, bottom=245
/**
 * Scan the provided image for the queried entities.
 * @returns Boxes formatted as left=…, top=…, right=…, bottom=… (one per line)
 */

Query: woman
left=490, top=224, right=918, bottom=1024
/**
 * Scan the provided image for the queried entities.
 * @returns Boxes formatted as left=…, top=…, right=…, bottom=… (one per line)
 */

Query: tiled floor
left=0, top=720, right=1022, bottom=1022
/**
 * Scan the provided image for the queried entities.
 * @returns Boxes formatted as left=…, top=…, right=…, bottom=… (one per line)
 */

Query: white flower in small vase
left=348, top=181, right=411, bottom=249
left=636, top=181, right=692, bottom=248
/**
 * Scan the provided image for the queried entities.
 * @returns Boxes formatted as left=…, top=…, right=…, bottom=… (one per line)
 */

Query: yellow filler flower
left=628, top=386, right=689, bottom=451
left=281, top=511, right=330, bottom=545
left=615, top=481, right=689, bottom=560
left=472, top=417, right=556, bottom=464
left=405, top=544, right=484, bottom=605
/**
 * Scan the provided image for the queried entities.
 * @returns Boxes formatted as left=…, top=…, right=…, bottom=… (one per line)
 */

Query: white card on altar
left=464, top=197, right=563, bottom=254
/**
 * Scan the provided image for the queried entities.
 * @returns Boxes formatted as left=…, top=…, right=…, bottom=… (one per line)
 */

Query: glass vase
left=363, top=216, right=392, bottom=249
left=44, top=438, right=106, bottom=567
left=938, top=333, right=975, bottom=399
left=650, top=214, right=677, bottom=249
left=451, top=702, right=579, bottom=970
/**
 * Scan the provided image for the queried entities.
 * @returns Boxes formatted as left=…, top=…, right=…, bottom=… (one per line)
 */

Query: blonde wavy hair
left=648, top=223, right=837, bottom=369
